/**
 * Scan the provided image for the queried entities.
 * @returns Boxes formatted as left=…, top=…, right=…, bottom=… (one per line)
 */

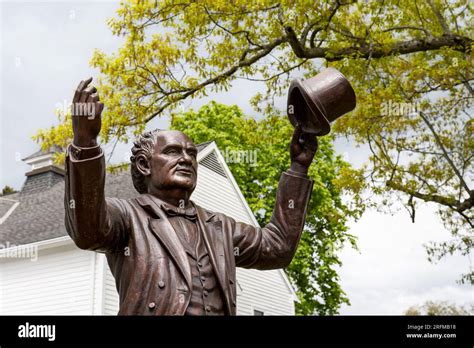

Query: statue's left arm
left=232, top=127, right=317, bottom=269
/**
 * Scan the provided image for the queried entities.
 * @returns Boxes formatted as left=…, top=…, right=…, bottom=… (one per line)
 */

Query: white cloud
left=338, top=206, right=473, bottom=314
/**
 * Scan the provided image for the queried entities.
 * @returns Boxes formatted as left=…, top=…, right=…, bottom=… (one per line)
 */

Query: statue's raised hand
left=290, top=125, right=318, bottom=175
left=72, top=77, right=104, bottom=147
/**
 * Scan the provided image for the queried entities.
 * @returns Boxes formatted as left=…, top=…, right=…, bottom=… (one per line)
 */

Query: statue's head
left=130, top=129, right=198, bottom=199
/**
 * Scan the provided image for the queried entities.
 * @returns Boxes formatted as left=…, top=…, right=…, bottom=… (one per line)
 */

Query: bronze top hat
left=287, top=67, right=356, bottom=136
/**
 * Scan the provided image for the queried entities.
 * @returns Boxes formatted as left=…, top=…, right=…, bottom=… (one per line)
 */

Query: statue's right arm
left=64, top=77, right=129, bottom=253
left=64, top=144, right=129, bottom=253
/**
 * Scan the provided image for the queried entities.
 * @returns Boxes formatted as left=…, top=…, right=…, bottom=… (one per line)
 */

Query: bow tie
left=161, top=203, right=197, bottom=221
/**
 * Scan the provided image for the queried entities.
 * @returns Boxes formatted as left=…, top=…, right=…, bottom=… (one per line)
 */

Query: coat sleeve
left=231, top=171, right=313, bottom=270
left=64, top=144, right=129, bottom=253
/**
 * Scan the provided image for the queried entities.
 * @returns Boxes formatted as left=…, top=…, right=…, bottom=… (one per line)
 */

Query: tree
left=171, top=101, right=364, bottom=315
left=405, top=301, right=474, bottom=315
left=35, top=1, right=473, bottom=281
left=1, top=185, right=16, bottom=196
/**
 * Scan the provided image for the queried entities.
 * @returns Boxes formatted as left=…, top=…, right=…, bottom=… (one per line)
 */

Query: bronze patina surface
left=65, top=77, right=320, bottom=315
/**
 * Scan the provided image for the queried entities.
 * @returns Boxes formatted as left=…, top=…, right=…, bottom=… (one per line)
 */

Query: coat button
left=205, top=305, right=211, bottom=312
left=148, top=302, right=156, bottom=309
left=203, top=290, right=208, bottom=297
left=158, top=281, right=165, bottom=288
left=201, top=276, right=206, bottom=282
left=197, top=262, right=203, bottom=267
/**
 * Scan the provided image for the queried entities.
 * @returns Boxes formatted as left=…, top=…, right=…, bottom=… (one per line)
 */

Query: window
left=253, top=309, right=264, bottom=316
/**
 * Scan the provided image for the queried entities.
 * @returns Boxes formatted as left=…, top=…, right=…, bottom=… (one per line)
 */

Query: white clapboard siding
left=0, top=243, right=95, bottom=315
left=235, top=268, right=294, bottom=315
left=92, top=253, right=106, bottom=315
left=193, top=165, right=252, bottom=224
left=103, top=261, right=120, bottom=315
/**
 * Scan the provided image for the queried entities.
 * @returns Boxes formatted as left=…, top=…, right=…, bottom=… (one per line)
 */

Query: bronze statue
left=65, top=69, right=354, bottom=315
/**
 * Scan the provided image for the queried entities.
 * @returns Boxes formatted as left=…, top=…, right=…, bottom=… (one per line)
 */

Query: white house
left=0, top=141, right=297, bottom=315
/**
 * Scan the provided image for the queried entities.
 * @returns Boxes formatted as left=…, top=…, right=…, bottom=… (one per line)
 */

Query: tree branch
left=302, top=0, right=346, bottom=48
left=386, top=180, right=473, bottom=213
left=135, top=7, right=472, bottom=126
left=140, top=36, right=286, bottom=124
left=418, top=111, right=471, bottom=194
left=387, top=180, right=450, bottom=207
left=236, top=59, right=308, bottom=82
left=382, top=26, right=431, bottom=36
left=301, top=34, right=472, bottom=61
left=427, top=0, right=451, bottom=34
left=456, top=209, right=474, bottom=229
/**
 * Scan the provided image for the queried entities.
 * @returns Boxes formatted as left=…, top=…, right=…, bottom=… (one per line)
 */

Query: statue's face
left=148, top=130, right=198, bottom=195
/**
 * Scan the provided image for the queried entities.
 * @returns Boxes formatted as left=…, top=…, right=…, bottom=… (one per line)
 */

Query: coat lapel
left=136, top=194, right=192, bottom=291
left=136, top=194, right=231, bottom=314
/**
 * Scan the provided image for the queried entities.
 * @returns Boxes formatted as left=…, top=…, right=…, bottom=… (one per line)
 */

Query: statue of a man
left=65, top=77, right=317, bottom=315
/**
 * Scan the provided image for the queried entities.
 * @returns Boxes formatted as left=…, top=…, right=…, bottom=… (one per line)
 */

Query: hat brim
left=288, top=79, right=331, bottom=136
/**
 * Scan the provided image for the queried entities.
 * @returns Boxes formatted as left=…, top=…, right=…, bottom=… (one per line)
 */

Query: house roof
left=21, top=145, right=63, bottom=161
left=195, top=140, right=213, bottom=152
left=0, top=198, right=17, bottom=218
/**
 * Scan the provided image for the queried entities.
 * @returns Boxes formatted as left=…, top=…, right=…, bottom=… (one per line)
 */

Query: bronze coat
left=64, top=147, right=313, bottom=315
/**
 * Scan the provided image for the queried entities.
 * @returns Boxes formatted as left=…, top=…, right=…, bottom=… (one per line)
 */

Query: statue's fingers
left=76, top=78, right=92, bottom=94
left=84, top=86, right=97, bottom=96
left=73, top=81, right=85, bottom=103
left=302, top=132, right=318, bottom=152
left=291, top=125, right=303, bottom=146
left=96, top=102, right=104, bottom=115
left=79, top=86, right=96, bottom=103
left=308, top=137, right=318, bottom=152
left=79, top=92, right=88, bottom=103
left=87, top=93, right=100, bottom=103
left=74, top=78, right=93, bottom=103
left=82, top=77, right=93, bottom=89
left=73, top=89, right=80, bottom=103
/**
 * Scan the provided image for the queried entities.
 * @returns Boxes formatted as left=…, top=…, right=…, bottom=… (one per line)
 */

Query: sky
left=0, top=0, right=472, bottom=314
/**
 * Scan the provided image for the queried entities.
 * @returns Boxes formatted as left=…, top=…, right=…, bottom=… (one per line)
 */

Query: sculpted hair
left=130, top=129, right=163, bottom=194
